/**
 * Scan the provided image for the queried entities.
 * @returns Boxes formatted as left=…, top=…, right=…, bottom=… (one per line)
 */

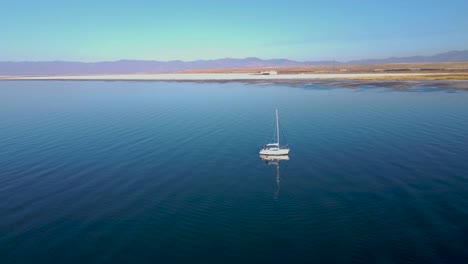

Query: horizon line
left=1, top=50, right=467, bottom=64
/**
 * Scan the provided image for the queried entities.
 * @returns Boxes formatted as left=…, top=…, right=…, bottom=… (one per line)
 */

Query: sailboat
left=259, top=109, right=290, bottom=156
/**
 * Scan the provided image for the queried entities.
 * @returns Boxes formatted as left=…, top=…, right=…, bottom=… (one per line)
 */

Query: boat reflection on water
left=259, top=155, right=290, bottom=162
left=259, top=155, right=289, bottom=198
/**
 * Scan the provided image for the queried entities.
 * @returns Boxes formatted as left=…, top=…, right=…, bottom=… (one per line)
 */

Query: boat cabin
left=262, top=143, right=279, bottom=150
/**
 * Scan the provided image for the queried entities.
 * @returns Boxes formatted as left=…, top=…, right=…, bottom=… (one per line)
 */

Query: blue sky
left=1, top=0, right=467, bottom=61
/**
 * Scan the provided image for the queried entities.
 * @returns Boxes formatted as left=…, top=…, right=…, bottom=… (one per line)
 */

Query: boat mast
left=276, top=109, right=279, bottom=146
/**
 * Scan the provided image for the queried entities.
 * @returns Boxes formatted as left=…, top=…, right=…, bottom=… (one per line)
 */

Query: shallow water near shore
left=1, top=81, right=468, bottom=263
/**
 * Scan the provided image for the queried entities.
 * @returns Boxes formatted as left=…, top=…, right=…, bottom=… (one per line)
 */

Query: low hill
left=1, top=51, right=468, bottom=76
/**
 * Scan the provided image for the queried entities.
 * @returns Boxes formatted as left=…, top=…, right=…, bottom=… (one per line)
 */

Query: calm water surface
left=1, top=81, right=467, bottom=263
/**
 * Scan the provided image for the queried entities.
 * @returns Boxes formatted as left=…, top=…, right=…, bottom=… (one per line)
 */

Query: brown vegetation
left=181, top=62, right=468, bottom=76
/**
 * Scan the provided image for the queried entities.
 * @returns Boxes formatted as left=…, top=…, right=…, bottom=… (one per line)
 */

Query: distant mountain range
left=347, top=50, right=468, bottom=64
left=1, top=50, right=468, bottom=76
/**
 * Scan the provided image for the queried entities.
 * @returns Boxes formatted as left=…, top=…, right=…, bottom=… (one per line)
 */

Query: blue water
left=1, top=81, right=467, bottom=263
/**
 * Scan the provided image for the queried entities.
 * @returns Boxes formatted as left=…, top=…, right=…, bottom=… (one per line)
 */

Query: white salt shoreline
left=0, top=73, right=451, bottom=81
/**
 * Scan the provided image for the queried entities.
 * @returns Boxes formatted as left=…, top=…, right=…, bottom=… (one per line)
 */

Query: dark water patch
left=1, top=81, right=468, bottom=263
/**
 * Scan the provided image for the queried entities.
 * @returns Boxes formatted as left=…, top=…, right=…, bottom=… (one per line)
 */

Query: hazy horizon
left=2, top=0, right=468, bottom=62
left=1, top=50, right=467, bottom=63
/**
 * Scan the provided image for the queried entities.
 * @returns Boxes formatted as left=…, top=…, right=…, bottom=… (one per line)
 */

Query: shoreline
left=1, top=73, right=468, bottom=89
left=1, top=72, right=467, bottom=80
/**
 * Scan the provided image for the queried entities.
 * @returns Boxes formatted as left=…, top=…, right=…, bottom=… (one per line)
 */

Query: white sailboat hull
left=259, top=148, right=290, bottom=155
